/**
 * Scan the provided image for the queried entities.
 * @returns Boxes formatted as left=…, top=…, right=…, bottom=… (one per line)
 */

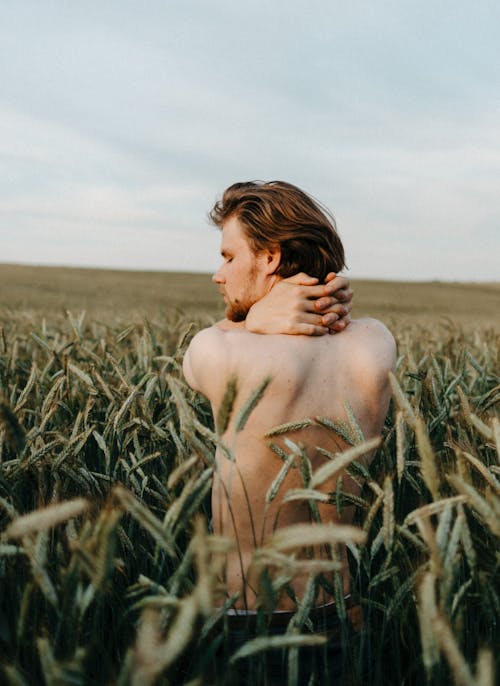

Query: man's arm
left=245, top=273, right=353, bottom=336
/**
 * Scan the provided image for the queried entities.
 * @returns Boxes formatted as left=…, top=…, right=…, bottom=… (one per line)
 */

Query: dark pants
left=212, top=604, right=361, bottom=686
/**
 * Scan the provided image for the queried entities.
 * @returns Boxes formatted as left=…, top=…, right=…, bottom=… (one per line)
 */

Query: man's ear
left=263, top=246, right=281, bottom=275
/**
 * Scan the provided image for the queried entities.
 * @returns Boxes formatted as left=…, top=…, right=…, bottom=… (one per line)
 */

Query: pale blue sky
left=1, top=1, right=499, bottom=280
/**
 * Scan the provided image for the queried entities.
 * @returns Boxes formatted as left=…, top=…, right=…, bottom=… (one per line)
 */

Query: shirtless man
left=183, top=181, right=396, bottom=615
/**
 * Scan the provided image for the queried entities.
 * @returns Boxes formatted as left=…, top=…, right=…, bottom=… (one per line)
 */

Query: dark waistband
left=224, top=596, right=357, bottom=630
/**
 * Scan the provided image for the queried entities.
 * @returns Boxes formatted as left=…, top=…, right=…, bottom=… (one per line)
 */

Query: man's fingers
left=326, top=287, right=353, bottom=305
left=321, top=312, right=340, bottom=326
left=329, top=314, right=352, bottom=332
left=313, top=298, right=350, bottom=314
left=340, top=298, right=353, bottom=314
left=298, top=312, right=331, bottom=326
left=329, top=303, right=351, bottom=316
left=330, top=274, right=349, bottom=289
left=313, top=297, right=332, bottom=312
left=284, top=273, right=319, bottom=286
left=325, top=274, right=350, bottom=294
left=294, top=284, right=339, bottom=300
left=340, top=287, right=353, bottom=302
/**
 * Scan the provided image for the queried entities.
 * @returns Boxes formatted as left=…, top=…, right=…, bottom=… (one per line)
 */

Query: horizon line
left=1, top=261, right=498, bottom=286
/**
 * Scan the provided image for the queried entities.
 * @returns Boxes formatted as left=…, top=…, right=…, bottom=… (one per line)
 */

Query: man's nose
left=212, top=268, right=224, bottom=284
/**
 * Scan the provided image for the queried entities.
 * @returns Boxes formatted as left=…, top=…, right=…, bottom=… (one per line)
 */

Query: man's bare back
left=183, top=317, right=396, bottom=610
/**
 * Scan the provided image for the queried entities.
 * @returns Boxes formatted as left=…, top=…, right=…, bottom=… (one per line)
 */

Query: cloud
left=1, top=1, right=499, bottom=280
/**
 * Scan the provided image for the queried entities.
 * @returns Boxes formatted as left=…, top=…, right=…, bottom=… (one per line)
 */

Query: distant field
left=1, top=264, right=498, bottom=329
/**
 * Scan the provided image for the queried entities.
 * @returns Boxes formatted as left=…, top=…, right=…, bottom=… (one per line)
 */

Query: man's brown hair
left=209, top=181, right=346, bottom=281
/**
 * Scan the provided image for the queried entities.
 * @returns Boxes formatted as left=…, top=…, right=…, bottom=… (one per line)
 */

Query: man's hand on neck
left=244, top=272, right=353, bottom=336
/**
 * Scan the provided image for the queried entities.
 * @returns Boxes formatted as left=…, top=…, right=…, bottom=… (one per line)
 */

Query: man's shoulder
left=183, top=322, right=250, bottom=395
left=344, top=317, right=395, bottom=344
left=341, top=318, right=397, bottom=376
left=183, top=325, right=226, bottom=394
left=187, top=320, right=249, bottom=350
left=189, top=322, right=224, bottom=344
left=185, top=323, right=232, bottom=363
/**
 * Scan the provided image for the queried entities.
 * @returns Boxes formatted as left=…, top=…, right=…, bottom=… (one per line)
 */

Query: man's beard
left=224, top=265, right=258, bottom=322
left=225, top=297, right=253, bottom=322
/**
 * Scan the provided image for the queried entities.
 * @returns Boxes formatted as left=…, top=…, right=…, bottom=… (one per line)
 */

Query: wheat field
left=0, top=265, right=499, bottom=685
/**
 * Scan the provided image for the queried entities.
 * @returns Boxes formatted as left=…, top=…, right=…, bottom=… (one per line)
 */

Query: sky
left=1, top=1, right=499, bottom=281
